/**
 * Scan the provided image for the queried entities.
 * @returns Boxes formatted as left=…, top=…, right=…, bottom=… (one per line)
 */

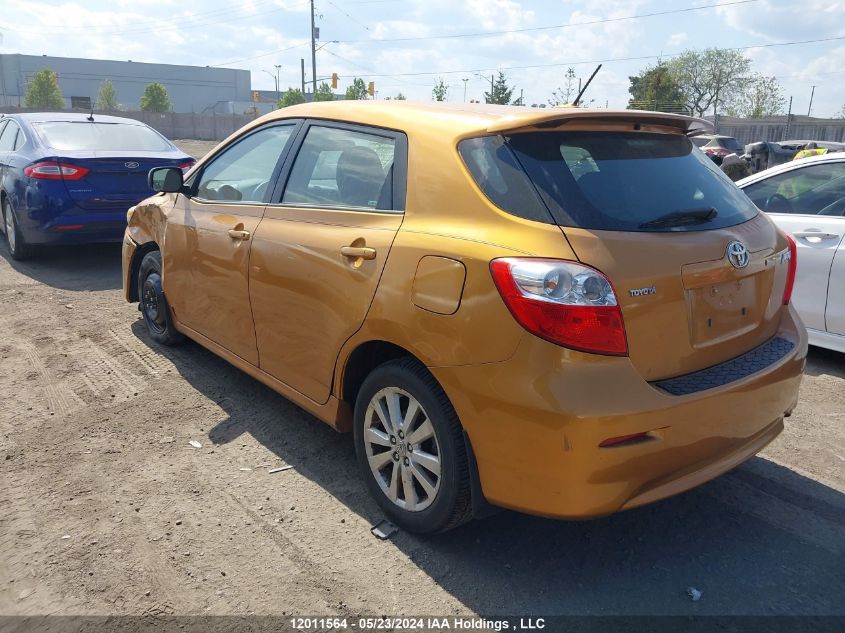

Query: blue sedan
left=0, top=112, right=194, bottom=259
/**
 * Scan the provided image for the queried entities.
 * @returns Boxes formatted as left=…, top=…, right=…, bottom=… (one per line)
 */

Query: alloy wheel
left=363, top=387, right=441, bottom=512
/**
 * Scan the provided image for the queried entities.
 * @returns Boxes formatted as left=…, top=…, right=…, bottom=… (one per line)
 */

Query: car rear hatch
left=53, top=151, right=187, bottom=211
left=478, top=111, right=794, bottom=380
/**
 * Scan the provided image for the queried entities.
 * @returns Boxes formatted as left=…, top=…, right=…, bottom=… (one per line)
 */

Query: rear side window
left=32, top=122, right=172, bottom=151
left=458, top=136, right=552, bottom=223
left=0, top=121, right=18, bottom=152
left=462, top=131, right=759, bottom=232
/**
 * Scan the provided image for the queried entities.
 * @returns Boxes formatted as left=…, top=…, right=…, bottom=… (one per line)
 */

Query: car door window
left=0, top=121, right=18, bottom=151
left=282, top=125, right=396, bottom=210
left=194, top=124, right=295, bottom=203
left=744, top=162, right=845, bottom=215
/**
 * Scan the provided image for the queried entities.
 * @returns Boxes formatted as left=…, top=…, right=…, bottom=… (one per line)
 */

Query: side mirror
left=149, top=167, right=184, bottom=193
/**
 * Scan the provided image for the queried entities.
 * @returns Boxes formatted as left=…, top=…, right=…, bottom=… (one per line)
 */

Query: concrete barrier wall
left=0, top=107, right=261, bottom=141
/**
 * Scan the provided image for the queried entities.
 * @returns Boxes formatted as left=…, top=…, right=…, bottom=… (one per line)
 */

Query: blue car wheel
left=2, top=198, right=33, bottom=261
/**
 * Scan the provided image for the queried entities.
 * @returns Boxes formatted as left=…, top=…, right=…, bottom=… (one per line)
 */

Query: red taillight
left=23, top=161, right=90, bottom=181
left=490, top=258, right=628, bottom=356
left=782, top=234, right=797, bottom=305
left=178, top=160, right=196, bottom=172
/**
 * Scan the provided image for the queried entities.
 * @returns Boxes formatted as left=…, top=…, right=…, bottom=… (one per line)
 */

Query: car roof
left=251, top=101, right=712, bottom=137
left=6, top=112, right=149, bottom=125
left=736, top=151, right=845, bottom=187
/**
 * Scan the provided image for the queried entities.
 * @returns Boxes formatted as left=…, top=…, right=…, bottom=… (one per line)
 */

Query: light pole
left=310, top=0, right=317, bottom=96
left=262, top=69, right=279, bottom=103
left=462, top=78, right=469, bottom=102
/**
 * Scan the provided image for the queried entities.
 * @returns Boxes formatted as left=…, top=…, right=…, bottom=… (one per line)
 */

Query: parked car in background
left=779, top=139, right=845, bottom=155
left=0, top=113, right=194, bottom=260
left=123, top=102, right=805, bottom=533
left=739, top=152, right=845, bottom=352
left=691, top=134, right=743, bottom=165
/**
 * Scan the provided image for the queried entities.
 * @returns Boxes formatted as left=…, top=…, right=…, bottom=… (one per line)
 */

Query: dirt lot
left=0, top=141, right=843, bottom=620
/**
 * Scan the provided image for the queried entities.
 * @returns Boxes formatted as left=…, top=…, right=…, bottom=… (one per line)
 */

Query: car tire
left=138, top=250, right=184, bottom=346
left=353, top=357, right=472, bottom=534
left=2, top=198, right=33, bottom=261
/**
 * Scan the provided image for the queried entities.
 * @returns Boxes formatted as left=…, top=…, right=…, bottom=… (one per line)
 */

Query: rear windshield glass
left=460, top=131, right=758, bottom=232
left=32, top=122, right=172, bottom=151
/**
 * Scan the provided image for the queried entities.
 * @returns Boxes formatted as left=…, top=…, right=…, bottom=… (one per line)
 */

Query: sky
left=1, top=0, right=844, bottom=116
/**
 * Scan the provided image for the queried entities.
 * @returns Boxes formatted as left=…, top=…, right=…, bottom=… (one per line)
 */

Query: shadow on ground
left=0, top=242, right=123, bottom=291
left=130, top=322, right=845, bottom=616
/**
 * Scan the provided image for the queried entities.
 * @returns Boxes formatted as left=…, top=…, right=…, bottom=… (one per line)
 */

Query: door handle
left=793, top=231, right=839, bottom=241
left=341, top=245, right=377, bottom=260
left=228, top=229, right=251, bottom=240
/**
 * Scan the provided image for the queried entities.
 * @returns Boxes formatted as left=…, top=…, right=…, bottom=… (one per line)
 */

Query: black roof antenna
left=87, top=106, right=95, bottom=122
left=572, top=64, right=602, bottom=107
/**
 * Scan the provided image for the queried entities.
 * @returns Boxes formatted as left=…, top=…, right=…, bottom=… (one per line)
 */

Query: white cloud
left=668, top=32, right=688, bottom=47
left=715, top=0, right=845, bottom=41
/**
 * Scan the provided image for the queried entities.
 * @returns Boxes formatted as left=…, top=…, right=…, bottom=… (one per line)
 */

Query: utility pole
left=785, top=96, right=793, bottom=140
left=462, top=78, right=468, bottom=102
left=807, top=85, right=816, bottom=117
left=310, top=0, right=317, bottom=96
left=301, top=58, right=306, bottom=97
left=274, top=64, right=281, bottom=102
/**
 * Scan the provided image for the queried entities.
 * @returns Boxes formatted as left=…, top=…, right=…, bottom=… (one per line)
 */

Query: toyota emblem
left=726, top=240, right=749, bottom=269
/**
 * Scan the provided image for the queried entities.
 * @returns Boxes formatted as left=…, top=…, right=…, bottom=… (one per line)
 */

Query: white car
left=738, top=153, right=845, bottom=352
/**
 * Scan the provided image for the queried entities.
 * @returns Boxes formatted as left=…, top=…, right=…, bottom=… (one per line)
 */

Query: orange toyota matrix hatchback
left=123, top=102, right=806, bottom=533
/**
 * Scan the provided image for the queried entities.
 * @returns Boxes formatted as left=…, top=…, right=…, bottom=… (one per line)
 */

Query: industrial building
left=0, top=53, right=258, bottom=113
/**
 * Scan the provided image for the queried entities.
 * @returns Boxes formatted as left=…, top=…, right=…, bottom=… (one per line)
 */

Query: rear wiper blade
left=639, top=207, right=718, bottom=229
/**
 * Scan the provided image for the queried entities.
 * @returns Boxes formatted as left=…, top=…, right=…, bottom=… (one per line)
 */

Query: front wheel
left=138, top=250, right=183, bottom=346
left=353, top=358, right=472, bottom=533
left=2, top=198, right=33, bottom=261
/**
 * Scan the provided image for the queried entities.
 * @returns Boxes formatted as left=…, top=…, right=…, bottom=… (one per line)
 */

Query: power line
left=324, top=0, right=370, bottom=31
left=213, top=42, right=311, bottom=67
left=333, top=0, right=761, bottom=44
left=327, top=35, right=845, bottom=79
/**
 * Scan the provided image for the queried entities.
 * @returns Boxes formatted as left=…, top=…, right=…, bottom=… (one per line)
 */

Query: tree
left=432, top=79, right=448, bottom=102
left=837, top=104, right=845, bottom=119
left=549, top=67, right=577, bottom=106
left=727, top=74, right=785, bottom=118
left=627, top=62, right=686, bottom=113
left=24, top=69, right=64, bottom=109
left=96, top=79, right=119, bottom=111
left=668, top=48, right=751, bottom=117
left=484, top=71, right=514, bottom=105
left=139, top=82, right=172, bottom=112
left=278, top=88, right=306, bottom=108
left=345, top=78, right=369, bottom=100
left=394, top=92, right=406, bottom=100
left=314, top=82, right=335, bottom=102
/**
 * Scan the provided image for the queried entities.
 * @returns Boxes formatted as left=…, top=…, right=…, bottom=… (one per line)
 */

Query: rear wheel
left=138, top=250, right=183, bottom=346
left=2, top=198, right=33, bottom=261
left=353, top=358, right=472, bottom=533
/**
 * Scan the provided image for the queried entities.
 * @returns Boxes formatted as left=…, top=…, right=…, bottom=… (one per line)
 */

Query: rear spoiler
left=486, top=108, right=713, bottom=137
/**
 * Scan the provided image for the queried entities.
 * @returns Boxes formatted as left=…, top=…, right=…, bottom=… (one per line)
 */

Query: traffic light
left=367, top=81, right=375, bottom=97
left=331, top=73, right=338, bottom=89
left=252, top=90, right=260, bottom=102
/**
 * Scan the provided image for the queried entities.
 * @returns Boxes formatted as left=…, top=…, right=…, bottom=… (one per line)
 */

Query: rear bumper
left=18, top=206, right=128, bottom=245
left=430, top=304, right=807, bottom=519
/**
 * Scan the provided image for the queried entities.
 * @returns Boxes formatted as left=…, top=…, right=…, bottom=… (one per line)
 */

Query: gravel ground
left=0, top=145, right=843, bottom=618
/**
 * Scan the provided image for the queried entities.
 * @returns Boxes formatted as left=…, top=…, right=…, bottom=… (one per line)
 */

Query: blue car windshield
left=32, top=122, right=172, bottom=152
